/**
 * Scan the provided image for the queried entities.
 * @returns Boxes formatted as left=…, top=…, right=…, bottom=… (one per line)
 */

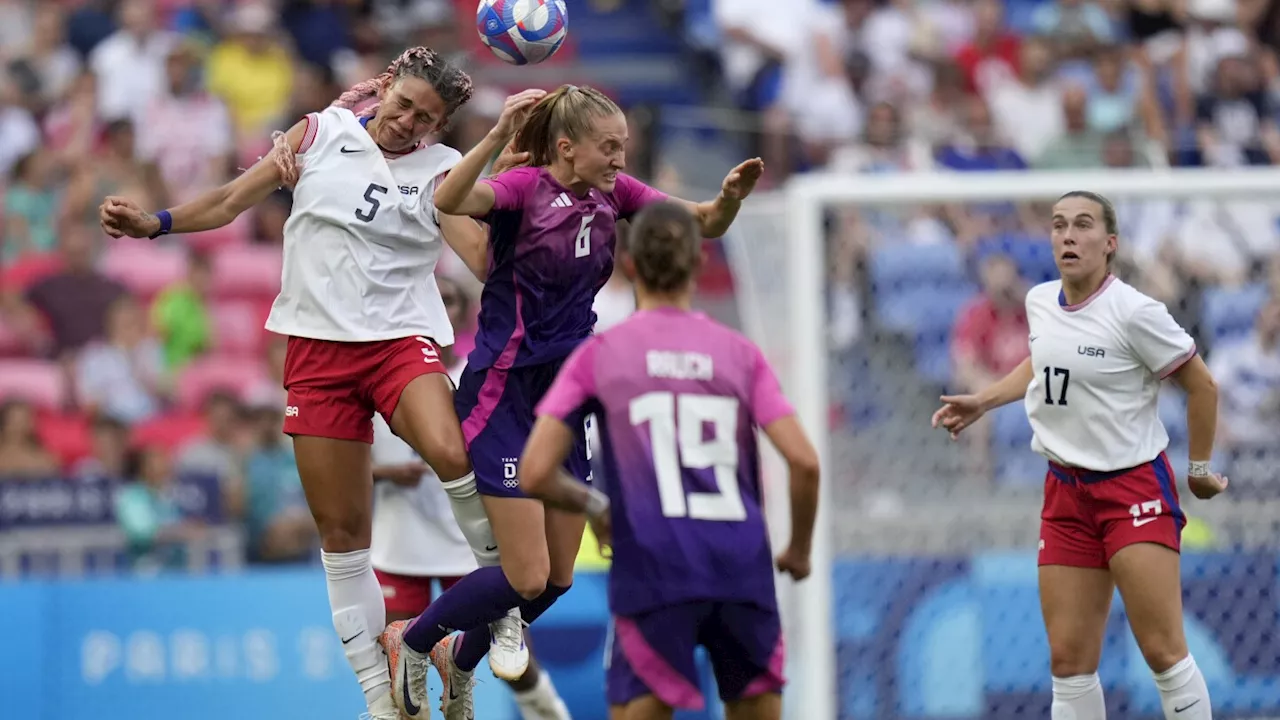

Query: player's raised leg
left=1110, top=543, right=1212, bottom=719
left=294, top=435, right=398, bottom=719
left=1040, top=564, right=1113, bottom=720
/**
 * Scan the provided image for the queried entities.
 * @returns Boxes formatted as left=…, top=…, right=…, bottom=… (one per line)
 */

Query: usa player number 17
left=1043, top=366, right=1071, bottom=406
left=629, top=391, right=747, bottom=522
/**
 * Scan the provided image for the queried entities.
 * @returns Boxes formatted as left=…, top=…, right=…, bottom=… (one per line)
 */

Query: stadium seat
left=0, top=359, right=66, bottom=409
left=210, top=300, right=270, bottom=357
left=101, top=241, right=187, bottom=299
left=212, top=245, right=282, bottom=300
left=187, top=216, right=251, bottom=252
left=131, top=411, right=207, bottom=451
left=176, top=356, right=268, bottom=410
left=1201, top=284, right=1268, bottom=346
left=35, top=411, right=92, bottom=468
left=990, top=403, right=1043, bottom=488
left=0, top=251, right=63, bottom=293
left=1159, top=389, right=1188, bottom=446
left=878, top=284, right=976, bottom=335
left=869, top=243, right=968, bottom=296
left=977, top=235, right=1059, bottom=284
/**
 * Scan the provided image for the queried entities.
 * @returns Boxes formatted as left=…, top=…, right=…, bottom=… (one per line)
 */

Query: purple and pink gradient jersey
left=467, top=167, right=667, bottom=371
left=536, top=307, right=795, bottom=615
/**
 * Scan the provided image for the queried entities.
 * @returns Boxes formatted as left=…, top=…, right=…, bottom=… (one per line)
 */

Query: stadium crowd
left=1, top=0, right=1279, bottom=573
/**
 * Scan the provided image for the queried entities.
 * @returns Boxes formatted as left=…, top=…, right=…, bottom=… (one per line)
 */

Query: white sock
left=1154, top=655, right=1212, bottom=719
left=1052, top=673, right=1106, bottom=720
left=442, top=472, right=500, bottom=566
left=514, top=670, right=571, bottom=720
left=322, top=549, right=391, bottom=709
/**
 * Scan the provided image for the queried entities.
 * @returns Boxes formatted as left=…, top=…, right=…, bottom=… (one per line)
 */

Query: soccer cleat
left=430, top=634, right=476, bottom=720
left=382, top=620, right=430, bottom=720
left=488, top=608, right=530, bottom=680
left=360, top=692, right=404, bottom=720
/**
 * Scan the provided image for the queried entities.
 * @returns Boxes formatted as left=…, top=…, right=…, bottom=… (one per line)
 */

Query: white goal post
left=761, top=166, right=1280, bottom=720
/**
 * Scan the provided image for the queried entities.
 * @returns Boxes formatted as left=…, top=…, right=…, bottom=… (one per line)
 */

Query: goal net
left=724, top=168, right=1280, bottom=720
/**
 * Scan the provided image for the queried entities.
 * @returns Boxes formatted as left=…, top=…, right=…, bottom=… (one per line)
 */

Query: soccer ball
left=476, top=0, right=568, bottom=66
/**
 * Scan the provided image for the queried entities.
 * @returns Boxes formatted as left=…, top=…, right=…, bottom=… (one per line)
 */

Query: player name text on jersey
left=646, top=350, right=714, bottom=381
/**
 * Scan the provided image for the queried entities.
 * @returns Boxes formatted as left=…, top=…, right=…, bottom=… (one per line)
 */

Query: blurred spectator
left=593, top=268, right=635, bottom=333
left=1180, top=0, right=1251, bottom=124
left=280, top=0, right=357, bottom=71
left=1084, top=45, right=1167, bottom=144
left=831, top=101, right=923, bottom=173
left=64, top=0, right=117, bottom=59
left=89, top=0, right=178, bottom=122
left=0, top=0, right=33, bottom=51
left=22, top=228, right=126, bottom=358
left=3, top=150, right=61, bottom=263
left=1196, top=52, right=1280, bottom=166
left=151, top=251, right=213, bottom=371
left=780, top=0, right=868, bottom=165
left=1032, top=0, right=1116, bottom=61
left=11, top=4, right=82, bottom=110
left=907, top=61, right=967, bottom=150
left=242, top=401, right=315, bottom=564
left=954, top=0, right=1020, bottom=93
left=77, top=294, right=171, bottom=424
left=1035, top=85, right=1106, bottom=168
left=0, top=398, right=59, bottom=479
left=0, top=75, right=40, bottom=178
left=176, top=389, right=247, bottom=519
left=246, top=335, right=288, bottom=410
left=1210, top=297, right=1280, bottom=494
left=936, top=96, right=1027, bottom=171
left=114, top=444, right=202, bottom=571
left=979, top=37, right=1065, bottom=161
left=43, top=71, right=102, bottom=164
left=63, top=119, right=159, bottom=226
left=136, top=40, right=232, bottom=207
left=207, top=3, right=294, bottom=140
left=74, top=414, right=130, bottom=480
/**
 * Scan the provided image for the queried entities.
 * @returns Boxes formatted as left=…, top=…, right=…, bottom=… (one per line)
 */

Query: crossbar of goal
left=779, top=166, right=1280, bottom=720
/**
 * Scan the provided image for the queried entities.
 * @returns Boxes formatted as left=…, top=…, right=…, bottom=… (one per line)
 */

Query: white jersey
left=265, top=106, right=460, bottom=344
left=1024, top=275, right=1196, bottom=472
left=370, top=361, right=477, bottom=577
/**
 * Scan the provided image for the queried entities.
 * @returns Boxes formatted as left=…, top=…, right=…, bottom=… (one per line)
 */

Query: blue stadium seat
left=1201, top=283, right=1267, bottom=345
left=1158, top=389, right=1188, bottom=446
left=879, top=285, right=976, bottom=335
left=990, top=403, right=1044, bottom=488
left=870, top=243, right=968, bottom=296
left=976, top=235, right=1059, bottom=284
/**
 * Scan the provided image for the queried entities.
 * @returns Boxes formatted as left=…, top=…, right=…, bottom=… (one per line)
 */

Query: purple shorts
left=605, top=601, right=786, bottom=710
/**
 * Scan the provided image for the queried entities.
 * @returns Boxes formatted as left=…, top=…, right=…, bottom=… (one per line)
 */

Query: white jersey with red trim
left=265, top=106, right=460, bottom=344
left=1024, top=275, right=1196, bottom=472
left=370, top=360, right=477, bottom=577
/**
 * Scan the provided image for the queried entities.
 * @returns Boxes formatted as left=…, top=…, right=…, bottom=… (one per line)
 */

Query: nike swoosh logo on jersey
left=1133, top=517, right=1158, bottom=527
left=401, top=659, right=421, bottom=715
left=340, top=146, right=362, bottom=154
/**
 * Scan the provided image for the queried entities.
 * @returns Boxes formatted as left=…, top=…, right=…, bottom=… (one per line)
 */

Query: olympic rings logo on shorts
left=502, top=458, right=519, bottom=488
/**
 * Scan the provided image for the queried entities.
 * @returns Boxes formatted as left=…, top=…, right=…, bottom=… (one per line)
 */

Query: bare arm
left=1169, top=354, right=1218, bottom=465
left=438, top=211, right=490, bottom=281
left=976, top=357, right=1034, bottom=411
left=435, top=89, right=546, bottom=217
left=670, top=157, right=764, bottom=239
left=101, top=120, right=304, bottom=238
left=761, top=415, right=820, bottom=562
left=518, top=416, right=587, bottom=510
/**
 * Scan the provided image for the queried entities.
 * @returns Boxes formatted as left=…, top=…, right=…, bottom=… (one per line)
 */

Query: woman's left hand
left=720, top=158, right=765, bottom=202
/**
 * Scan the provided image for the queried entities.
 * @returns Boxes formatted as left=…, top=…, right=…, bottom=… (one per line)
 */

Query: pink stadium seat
left=187, top=216, right=251, bottom=252
left=0, top=313, right=28, bottom=357
left=131, top=411, right=207, bottom=451
left=0, top=359, right=66, bottom=409
left=1, top=252, right=63, bottom=294
left=211, top=300, right=270, bottom=357
left=101, top=241, right=187, bottom=299
left=212, top=245, right=282, bottom=300
left=36, top=411, right=92, bottom=469
left=176, top=356, right=267, bottom=410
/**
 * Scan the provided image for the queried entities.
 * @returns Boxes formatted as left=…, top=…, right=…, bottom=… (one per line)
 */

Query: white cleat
left=360, top=692, right=404, bottom=720
left=488, top=607, right=530, bottom=680
left=382, top=620, right=430, bottom=720
left=430, top=634, right=476, bottom=720
left=515, top=682, right=572, bottom=720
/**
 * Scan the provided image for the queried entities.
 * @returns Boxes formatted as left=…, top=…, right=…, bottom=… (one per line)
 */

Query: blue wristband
left=149, top=210, right=173, bottom=239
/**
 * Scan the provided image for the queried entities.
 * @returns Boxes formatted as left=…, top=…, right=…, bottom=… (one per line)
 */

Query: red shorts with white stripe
left=281, top=335, right=449, bottom=444
left=1038, top=451, right=1185, bottom=568
left=374, top=570, right=463, bottom=616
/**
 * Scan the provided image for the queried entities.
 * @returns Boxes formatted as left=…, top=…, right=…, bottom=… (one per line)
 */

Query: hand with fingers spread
left=491, top=88, right=547, bottom=141
left=720, top=157, right=764, bottom=202
left=931, top=393, right=987, bottom=440
left=100, top=196, right=160, bottom=239
left=491, top=139, right=532, bottom=175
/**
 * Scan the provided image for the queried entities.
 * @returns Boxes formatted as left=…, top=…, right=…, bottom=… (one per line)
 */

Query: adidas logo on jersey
left=551, top=192, right=573, bottom=208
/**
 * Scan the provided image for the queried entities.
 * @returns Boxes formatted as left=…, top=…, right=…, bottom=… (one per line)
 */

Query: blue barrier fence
left=3, top=553, right=1279, bottom=720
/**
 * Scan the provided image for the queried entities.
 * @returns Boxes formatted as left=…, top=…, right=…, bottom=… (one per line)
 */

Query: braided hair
left=268, top=47, right=474, bottom=187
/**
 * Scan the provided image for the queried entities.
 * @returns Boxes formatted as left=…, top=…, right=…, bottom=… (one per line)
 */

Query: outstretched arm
left=671, top=158, right=764, bottom=238
left=101, top=120, right=305, bottom=239
left=435, top=89, right=545, bottom=218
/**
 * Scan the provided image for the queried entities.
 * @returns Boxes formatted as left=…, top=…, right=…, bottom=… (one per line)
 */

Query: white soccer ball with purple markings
left=476, top=0, right=568, bottom=65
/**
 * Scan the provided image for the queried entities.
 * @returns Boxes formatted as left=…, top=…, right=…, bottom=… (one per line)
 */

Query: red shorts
left=282, top=335, right=448, bottom=444
left=374, top=569, right=463, bottom=616
left=1039, top=452, right=1185, bottom=568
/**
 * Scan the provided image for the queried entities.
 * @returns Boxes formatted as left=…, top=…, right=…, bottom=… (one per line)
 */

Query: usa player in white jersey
left=933, top=191, right=1227, bottom=720
left=98, top=47, right=503, bottom=720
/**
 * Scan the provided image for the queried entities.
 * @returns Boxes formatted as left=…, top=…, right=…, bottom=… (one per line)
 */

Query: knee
left=1049, top=642, right=1100, bottom=678
left=313, top=510, right=368, bottom=554
left=504, top=560, right=549, bottom=600
left=1139, top=642, right=1189, bottom=674
left=431, top=441, right=472, bottom=482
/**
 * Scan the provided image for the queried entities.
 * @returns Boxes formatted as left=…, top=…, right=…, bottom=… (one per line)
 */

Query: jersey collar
left=360, top=115, right=421, bottom=157
left=1058, top=273, right=1115, bottom=312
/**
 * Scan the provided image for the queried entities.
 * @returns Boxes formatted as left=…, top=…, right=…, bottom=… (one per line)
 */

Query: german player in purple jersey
left=520, top=201, right=820, bottom=720
left=381, top=87, right=765, bottom=719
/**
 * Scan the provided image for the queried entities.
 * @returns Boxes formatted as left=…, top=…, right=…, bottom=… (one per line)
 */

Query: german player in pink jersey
left=932, top=192, right=1228, bottom=720
left=380, top=86, right=764, bottom=720
left=97, top=47, right=507, bottom=720
left=516, top=200, right=819, bottom=720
